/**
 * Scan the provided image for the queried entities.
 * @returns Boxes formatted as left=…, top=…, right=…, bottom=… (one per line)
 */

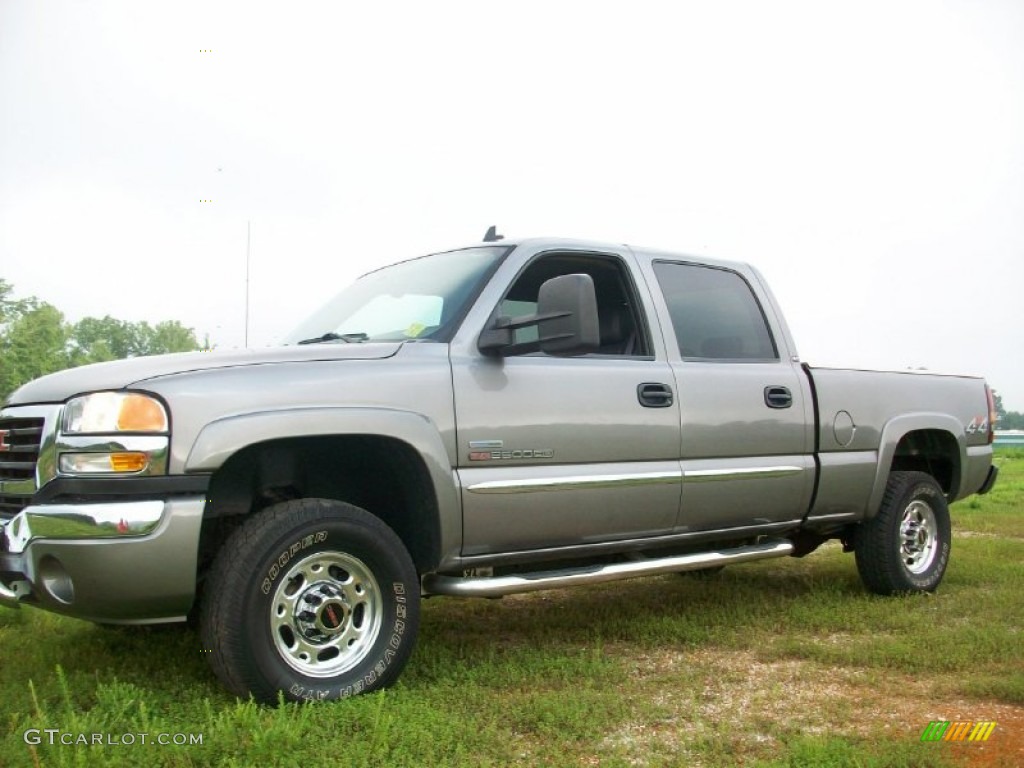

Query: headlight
left=63, top=392, right=169, bottom=434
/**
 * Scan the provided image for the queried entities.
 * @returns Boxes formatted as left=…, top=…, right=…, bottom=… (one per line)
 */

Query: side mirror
left=536, top=273, right=600, bottom=355
left=478, top=273, right=600, bottom=357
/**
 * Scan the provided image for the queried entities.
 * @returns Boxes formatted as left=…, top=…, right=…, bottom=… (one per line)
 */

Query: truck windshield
left=284, top=246, right=508, bottom=344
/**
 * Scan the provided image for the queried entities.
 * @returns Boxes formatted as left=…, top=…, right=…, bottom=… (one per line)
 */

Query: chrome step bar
left=0, top=581, right=22, bottom=609
left=0, top=578, right=31, bottom=609
left=422, top=538, right=794, bottom=598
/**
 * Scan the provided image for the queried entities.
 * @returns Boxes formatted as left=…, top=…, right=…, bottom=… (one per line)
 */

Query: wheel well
left=197, top=435, right=442, bottom=579
left=889, top=429, right=959, bottom=496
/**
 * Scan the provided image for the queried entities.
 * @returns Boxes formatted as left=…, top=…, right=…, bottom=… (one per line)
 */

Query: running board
left=422, top=538, right=794, bottom=598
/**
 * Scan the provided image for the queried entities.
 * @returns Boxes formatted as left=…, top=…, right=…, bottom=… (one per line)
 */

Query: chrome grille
left=0, top=417, right=43, bottom=519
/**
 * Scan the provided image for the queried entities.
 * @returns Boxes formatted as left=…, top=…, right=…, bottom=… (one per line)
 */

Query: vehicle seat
left=598, top=305, right=636, bottom=355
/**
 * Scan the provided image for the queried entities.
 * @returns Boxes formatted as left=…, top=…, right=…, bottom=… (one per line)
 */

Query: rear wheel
left=200, top=498, right=419, bottom=703
left=854, top=471, right=951, bottom=595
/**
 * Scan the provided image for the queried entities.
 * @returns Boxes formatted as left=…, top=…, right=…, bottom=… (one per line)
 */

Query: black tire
left=854, top=471, right=951, bottom=595
left=199, top=498, right=419, bottom=704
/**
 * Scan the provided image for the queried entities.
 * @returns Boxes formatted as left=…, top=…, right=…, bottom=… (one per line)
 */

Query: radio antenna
left=244, top=220, right=251, bottom=348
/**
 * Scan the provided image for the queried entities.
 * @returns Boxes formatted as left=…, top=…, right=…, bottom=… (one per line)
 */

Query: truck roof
left=457, top=236, right=752, bottom=273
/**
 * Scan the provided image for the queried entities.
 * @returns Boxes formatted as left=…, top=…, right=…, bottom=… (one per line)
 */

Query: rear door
left=645, top=259, right=815, bottom=533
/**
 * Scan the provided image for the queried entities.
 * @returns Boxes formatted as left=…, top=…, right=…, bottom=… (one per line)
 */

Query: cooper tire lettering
left=199, top=500, right=419, bottom=704
left=259, top=529, right=330, bottom=593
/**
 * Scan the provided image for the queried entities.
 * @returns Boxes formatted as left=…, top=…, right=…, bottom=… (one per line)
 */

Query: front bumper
left=0, top=496, right=204, bottom=623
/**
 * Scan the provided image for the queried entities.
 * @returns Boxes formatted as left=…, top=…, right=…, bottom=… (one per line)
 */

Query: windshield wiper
left=297, top=332, right=369, bottom=345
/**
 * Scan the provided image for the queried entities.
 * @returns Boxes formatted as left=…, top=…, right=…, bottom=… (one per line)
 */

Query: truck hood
left=5, top=343, right=404, bottom=405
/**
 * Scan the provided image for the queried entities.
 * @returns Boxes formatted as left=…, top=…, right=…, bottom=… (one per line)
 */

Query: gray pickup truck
left=0, top=236, right=999, bottom=703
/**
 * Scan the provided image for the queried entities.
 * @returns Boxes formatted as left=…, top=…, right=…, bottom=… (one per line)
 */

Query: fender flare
left=866, top=412, right=965, bottom=517
left=184, top=406, right=460, bottom=565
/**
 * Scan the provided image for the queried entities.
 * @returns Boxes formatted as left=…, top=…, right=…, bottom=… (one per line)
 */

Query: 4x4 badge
left=965, top=417, right=989, bottom=435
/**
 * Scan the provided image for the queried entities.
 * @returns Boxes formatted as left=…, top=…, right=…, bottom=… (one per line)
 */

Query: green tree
left=68, top=317, right=201, bottom=365
left=1000, top=411, right=1024, bottom=430
left=68, top=316, right=144, bottom=365
left=0, top=278, right=19, bottom=323
left=993, top=390, right=1006, bottom=420
left=989, top=390, right=1024, bottom=430
left=0, top=302, right=69, bottom=399
left=1, top=279, right=203, bottom=402
left=148, top=320, right=202, bottom=355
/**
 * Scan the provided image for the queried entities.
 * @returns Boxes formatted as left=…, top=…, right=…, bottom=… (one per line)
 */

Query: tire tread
left=198, top=498, right=418, bottom=703
left=854, top=471, right=950, bottom=595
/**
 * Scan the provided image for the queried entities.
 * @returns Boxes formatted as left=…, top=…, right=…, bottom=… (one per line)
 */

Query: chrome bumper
left=0, top=497, right=204, bottom=622
left=3, top=500, right=165, bottom=554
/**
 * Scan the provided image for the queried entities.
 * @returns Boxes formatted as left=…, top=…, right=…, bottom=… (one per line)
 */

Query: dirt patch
left=600, top=647, right=1024, bottom=766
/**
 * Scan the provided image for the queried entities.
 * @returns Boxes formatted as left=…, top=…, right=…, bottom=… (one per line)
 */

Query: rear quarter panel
left=807, top=367, right=992, bottom=524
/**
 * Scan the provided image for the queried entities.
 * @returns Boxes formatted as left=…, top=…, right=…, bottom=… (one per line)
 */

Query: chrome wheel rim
left=270, top=550, right=383, bottom=678
left=899, top=500, right=938, bottom=575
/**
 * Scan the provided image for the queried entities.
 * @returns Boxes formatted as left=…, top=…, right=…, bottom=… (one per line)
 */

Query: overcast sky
left=1, top=0, right=1022, bottom=408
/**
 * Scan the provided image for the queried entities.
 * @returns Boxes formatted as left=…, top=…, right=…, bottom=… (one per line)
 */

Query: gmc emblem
left=0, top=429, right=9, bottom=452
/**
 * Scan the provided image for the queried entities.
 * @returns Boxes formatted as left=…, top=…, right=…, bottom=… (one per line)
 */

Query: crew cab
left=0, top=235, right=999, bottom=703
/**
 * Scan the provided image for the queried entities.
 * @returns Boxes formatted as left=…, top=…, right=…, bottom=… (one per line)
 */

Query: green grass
left=2, top=454, right=1021, bottom=766
left=953, top=446, right=1024, bottom=537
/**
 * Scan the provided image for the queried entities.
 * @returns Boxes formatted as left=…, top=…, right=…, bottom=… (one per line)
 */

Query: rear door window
left=653, top=262, right=777, bottom=361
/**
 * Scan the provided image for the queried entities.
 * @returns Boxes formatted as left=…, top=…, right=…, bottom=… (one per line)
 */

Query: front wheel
left=199, top=498, right=419, bottom=703
left=854, top=471, right=951, bottom=595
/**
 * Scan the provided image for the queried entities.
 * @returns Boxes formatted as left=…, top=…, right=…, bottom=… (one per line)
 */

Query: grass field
left=2, top=451, right=1022, bottom=767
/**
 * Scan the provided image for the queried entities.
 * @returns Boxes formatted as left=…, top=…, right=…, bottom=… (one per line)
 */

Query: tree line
left=993, top=391, right=1024, bottom=430
left=1, top=278, right=201, bottom=402
left=3, top=275, right=1022, bottom=428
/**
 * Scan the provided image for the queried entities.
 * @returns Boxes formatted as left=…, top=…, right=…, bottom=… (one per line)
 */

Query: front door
left=451, top=247, right=682, bottom=556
